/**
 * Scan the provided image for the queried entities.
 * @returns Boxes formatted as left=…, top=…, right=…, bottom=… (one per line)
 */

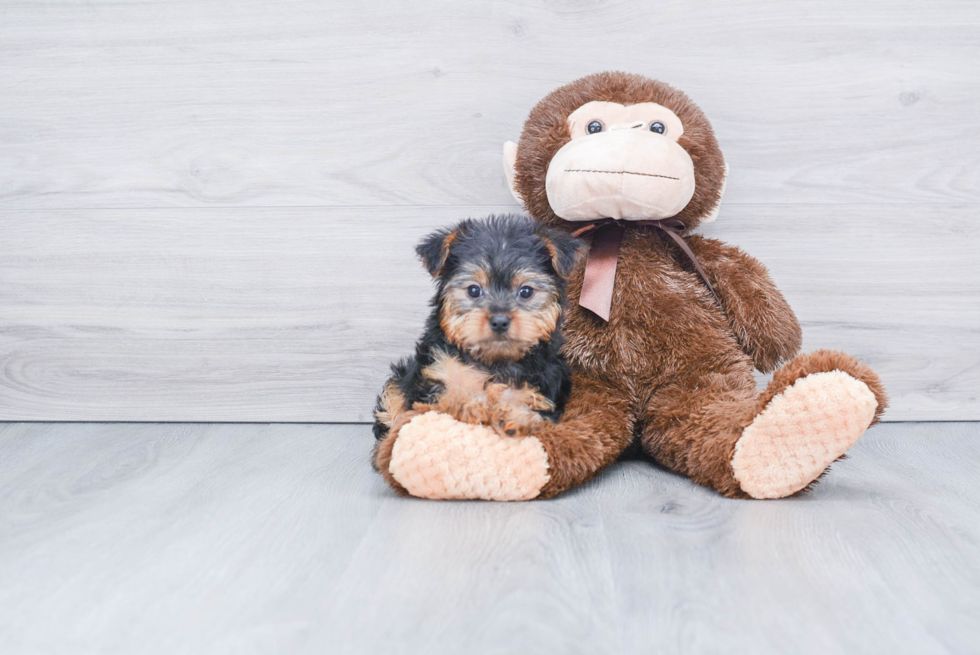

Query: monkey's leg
left=384, top=370, right=634, bottom=501
left=531, top=372, right=635, bottom=498
left=373, top=425, right=410, bottom=496
left=639, top=370, right=760, bottom=498
left=730, top=350, right=887, bottom=498
left=372, top=380, right=419, bottom=496
left=642, top=350, right=887, bottom=499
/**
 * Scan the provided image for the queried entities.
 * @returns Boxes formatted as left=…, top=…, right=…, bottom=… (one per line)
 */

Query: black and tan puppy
left=373, top=215, right=583, bottom=456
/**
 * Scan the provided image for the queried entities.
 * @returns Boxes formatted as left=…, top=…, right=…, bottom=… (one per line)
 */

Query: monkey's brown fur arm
left=376, top=367, right=634, bottom=501
left=685, top=235, right=802, bottom=374
left=532, top=368, right=635, bottom=498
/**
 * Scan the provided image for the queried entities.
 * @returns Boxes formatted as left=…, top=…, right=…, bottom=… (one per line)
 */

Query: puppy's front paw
left=432, top=390, right=495, bottom=426
left=486, top=384, right=554, bottom=412
left=491, top=407, right=547, bottom=436
left=486, top=384, right=552, bottom=436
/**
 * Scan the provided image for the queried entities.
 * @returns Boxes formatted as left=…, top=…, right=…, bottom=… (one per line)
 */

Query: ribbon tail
left=659, top=228, right=723, bottom=308
left=578, top=224, right=625, bottom=322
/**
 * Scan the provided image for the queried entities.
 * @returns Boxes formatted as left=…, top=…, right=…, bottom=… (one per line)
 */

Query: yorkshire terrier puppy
left=373, top=214, right=583, bottom=447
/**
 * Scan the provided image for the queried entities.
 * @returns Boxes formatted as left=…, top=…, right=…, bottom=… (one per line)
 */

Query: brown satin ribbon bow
left=571, top=218, right=722, bottom=322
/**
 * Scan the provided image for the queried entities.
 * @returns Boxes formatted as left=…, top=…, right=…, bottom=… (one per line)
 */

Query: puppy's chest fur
left=409, top=339, right=569, bottom=423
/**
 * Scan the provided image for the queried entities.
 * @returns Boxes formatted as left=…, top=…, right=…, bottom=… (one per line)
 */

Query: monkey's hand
left=687, top=236, right=803, bottom=373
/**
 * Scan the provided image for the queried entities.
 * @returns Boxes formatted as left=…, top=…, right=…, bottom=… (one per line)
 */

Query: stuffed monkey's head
left=503, top=72, right=727, bottom=233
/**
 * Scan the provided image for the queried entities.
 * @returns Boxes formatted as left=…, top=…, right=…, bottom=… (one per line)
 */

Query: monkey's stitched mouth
left=565, top=168, right=679, bottom=181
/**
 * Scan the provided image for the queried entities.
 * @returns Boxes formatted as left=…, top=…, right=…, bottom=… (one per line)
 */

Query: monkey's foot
left=731, top=371, right=878, bottom=499
left=389, top=411, right=550, bottom=501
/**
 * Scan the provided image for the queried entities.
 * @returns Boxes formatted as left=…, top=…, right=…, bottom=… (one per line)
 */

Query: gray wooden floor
left=1, top=422, right=977, bottom=654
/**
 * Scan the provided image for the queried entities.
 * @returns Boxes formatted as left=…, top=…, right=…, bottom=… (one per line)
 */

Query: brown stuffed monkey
left=375, top=71, right=887, bottom=501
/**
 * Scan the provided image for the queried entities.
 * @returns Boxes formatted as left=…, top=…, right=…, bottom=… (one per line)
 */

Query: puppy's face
left=417, top=216, right=582, bottom=364
left=439, top=260, right=561, bottom=362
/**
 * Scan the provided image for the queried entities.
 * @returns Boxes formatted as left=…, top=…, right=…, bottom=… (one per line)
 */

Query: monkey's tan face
left=544, top=101, right=696, bottom=222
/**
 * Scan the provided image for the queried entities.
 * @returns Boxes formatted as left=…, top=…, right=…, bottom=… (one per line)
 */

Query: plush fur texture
left=376, top=72, right=888, bottom=501
left=389, top=411, right=551, bottom=501
left=732, top=370, right=878, bottom=499
left=514, top=73, right=727, bottom=234
left=372, top=215, right=583, bottom=490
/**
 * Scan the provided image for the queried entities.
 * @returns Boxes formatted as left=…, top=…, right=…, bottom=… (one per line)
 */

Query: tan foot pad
left=732, top=371, right=878, bottom=499
left=390, top=411, right=550, bottom=501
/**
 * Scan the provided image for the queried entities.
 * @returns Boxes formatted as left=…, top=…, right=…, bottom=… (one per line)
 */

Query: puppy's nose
left=489, top=314, right=511, bottom=334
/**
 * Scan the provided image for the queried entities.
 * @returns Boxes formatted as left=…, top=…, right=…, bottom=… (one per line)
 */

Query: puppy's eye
left=587, top=120, right=603, bottom=134
left=649, top=121, right=666, bottom=134
left=466, top=285, right=482, bottom=299
left=518, top=286, right=534, bottom=300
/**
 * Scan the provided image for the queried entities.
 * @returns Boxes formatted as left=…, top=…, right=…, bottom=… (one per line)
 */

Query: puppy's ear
left=537, top=227, right=585, bottom=279
left=416, top=225, right=462, bottom=277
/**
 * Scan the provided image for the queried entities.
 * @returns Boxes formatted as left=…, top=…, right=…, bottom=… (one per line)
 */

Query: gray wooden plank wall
left=1, top=1, right=978, bottom=421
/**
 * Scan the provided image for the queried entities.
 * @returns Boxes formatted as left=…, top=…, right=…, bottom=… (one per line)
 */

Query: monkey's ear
left=702, top=161, right=728, bottom=224
left=416, top=226, right=461, bottom=278
left=503, top=141, right=523, bottom=204
left=538, top=228, right=585, bottom=279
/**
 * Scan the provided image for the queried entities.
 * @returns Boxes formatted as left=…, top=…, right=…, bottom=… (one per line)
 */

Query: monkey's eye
left=518, top=286, right=534, bottom=300
left=467, top=285, right=482, bottom=299
left=587, top=120, right=603, bottom=134
left=649, top=121, right=666, bottom=134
